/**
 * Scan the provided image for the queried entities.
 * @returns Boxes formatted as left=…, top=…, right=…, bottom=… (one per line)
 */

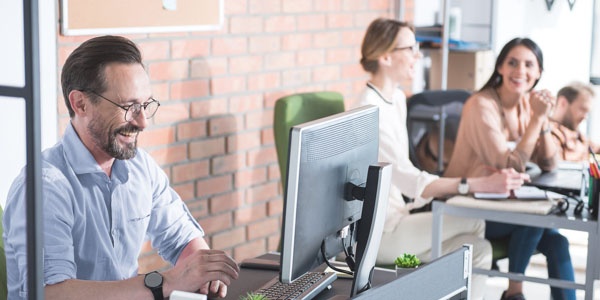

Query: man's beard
left=89, top=121, right=140, bottom=160
left=562, top=113, right=577, bottom=131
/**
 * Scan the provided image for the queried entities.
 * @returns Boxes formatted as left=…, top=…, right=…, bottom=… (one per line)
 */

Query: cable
left=321, top=240, right=353, bottom=276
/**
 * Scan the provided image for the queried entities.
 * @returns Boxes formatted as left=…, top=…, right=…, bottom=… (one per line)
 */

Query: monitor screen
left=279, top=104, right=391, bottom=297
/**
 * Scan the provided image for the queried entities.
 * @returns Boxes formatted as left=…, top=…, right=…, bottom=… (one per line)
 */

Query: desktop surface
left=526, top=162, right=585, bottom=196
left=219, top=253, right=395, bottom=300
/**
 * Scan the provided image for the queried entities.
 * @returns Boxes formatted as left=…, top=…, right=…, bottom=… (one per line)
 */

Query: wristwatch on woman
left=144, top=271, right=164, bottom=300
left=458, top=178, right=469, bottom=195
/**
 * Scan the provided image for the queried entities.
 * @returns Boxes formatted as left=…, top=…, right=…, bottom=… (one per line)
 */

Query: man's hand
left=164, top=249, right=239, bottom=298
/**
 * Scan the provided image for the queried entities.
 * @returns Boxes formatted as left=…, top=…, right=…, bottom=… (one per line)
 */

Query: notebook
left=446, top=195, right=556, bottom=215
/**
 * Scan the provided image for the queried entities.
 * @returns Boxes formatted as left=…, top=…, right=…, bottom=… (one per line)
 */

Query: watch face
left=145, top=272, right=163, bottom=288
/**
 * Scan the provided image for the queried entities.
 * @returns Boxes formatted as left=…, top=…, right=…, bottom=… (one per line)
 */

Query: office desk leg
left=585, top=231, right=599, bottom=300
left=432, top=201, right=444, bottom=259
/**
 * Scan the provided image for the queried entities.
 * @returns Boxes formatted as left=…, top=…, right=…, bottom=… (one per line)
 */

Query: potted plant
left=394, top=253, right=421, bottom=272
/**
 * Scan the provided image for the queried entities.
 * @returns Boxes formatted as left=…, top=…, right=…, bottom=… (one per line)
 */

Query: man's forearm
left=45, top=276, right=153, bottom=300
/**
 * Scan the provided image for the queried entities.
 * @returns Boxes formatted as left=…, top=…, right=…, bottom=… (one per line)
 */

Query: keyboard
left=253, top=271, right=337, bottom=300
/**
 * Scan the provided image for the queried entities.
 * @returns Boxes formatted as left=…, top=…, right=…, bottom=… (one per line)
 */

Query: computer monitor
left=279, top=104, right=391, bottom=297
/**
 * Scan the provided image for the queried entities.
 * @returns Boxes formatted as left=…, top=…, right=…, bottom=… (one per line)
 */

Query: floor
left=482, top=230, right=597, bottom=300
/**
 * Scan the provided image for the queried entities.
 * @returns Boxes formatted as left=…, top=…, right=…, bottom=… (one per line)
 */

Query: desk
left=431, top=200, right=600, bottom=300
left=219, top=248, right=472, bottom=300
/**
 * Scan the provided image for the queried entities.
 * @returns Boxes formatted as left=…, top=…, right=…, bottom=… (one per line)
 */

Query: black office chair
left=406, top=89, right=471, bottom=175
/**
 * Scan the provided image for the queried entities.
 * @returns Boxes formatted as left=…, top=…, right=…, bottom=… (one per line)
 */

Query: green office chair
left=273, top=91, right=345, bottom=251
left=0, top=205, right=7, bottom=300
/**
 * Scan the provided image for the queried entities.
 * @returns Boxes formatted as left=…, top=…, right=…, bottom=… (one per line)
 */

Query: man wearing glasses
left=3, top=35, right=239, bottom=300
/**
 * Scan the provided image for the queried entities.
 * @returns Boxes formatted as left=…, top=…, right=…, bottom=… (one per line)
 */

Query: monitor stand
left=350, top=163, right=391, bottom=296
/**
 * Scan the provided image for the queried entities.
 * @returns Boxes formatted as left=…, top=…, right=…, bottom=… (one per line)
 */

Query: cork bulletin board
left=60, top=0, right=223, bottom=36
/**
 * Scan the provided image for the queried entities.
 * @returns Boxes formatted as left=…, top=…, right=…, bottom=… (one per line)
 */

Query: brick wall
left=56, top=0, right=414, bottom=272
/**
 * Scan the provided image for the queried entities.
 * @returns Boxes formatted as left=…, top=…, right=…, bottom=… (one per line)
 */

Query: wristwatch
left=144, top=271, right=164, bottom=300
left=458, top=178, right=469, bottom=195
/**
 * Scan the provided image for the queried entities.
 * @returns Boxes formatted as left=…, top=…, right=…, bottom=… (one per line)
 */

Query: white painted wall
left=0, top=2, right=57, bottom=207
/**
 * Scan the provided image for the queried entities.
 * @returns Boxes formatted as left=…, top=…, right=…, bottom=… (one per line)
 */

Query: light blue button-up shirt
left=3, top=123, right=204, bottom=299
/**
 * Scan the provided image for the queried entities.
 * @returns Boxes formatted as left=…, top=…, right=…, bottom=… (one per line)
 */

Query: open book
left=474, top=186, right=548, bottom=200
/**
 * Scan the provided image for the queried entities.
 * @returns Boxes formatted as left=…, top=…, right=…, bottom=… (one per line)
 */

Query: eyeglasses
left=393, top=43, right=420, bottom=55
left=83, top=90, right=161, bottom=122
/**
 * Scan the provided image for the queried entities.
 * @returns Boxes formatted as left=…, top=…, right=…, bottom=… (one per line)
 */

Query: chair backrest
left=406, top=89, right=471, bottom=175
left=273, top=91, right=345, bottom=190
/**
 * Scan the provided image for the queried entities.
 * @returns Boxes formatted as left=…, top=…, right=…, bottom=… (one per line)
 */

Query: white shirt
left=355, top=86, right=438, bottom=231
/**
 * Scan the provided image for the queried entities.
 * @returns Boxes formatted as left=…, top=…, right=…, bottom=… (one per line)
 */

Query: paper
left=447, top=196, right=555, bottom=215
left=474, top=186, right=547, bottom=200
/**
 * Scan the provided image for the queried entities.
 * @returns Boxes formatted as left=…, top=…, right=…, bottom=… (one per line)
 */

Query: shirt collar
left=62, top=122, right=130, bottom=180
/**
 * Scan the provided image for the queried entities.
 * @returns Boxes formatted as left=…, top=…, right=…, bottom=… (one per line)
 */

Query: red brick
left=369, top=0, right=390, bottom=10
left=313, top=32, right=342, bottom=48
left=227, top=131, right=262, bottom=152
left=211, top=76, right=247, bottom=95
left=297, top=14, right=326, bottom=31
left=191, top=57, right=228, bottom=78
left=281, top=33, right=312, bottom=51
left=151, top=83, right=170, bottom=103
left=325, top=82, right=353, bottom=97
left=230, top=16, right=263, bottom=34
left=313, top=65, right=341, bottom=82
left=342, top=28, right=370, bottom=46
left=211, top=227, right=245, bottom=250
left=148, top=60, right=189, bottom=81
left=235, top=168, right=268, bottom=189
left=229, top=94, right=263, bottom=113
left=196, top=174, right=233, bottom=197
left=190, top=98, right=228, bottom=119
left=249, top=35, right=281, bottom=54
left=138, top=41, right=170, bottom=61
left=248, top=72, right=281, bottom=92
left=264, top=52, right=296, bottom=71
left=267, top=164, right=281, bottom=181
left=170, top=79, right=210, bottom=100
left=245, top=110, right=273, bottom=130
left=172, top=160, right=210, bottom=183
left=189, top=138, right=226, bottom=159
left=297, top=49, right=325, bottom=67
left=171, top=39, right=210, bottom=59
left=268, top=197, right=284, bottom=217
left=234, top=203, right=267, bottom=226
left=229, top=55, right=264, bottom=75
left=247, top=217, right=280, bottom=240
left=200, top=213, right=233, bottom=235
left=247, top=147, right=278, bottom=167
left=233, top=239, right=267, bottom=262
left=246, top=182, right=279, bottom=204
left=264, top=16, right=296, bottom=33
left=173, top=182, right=195, bottom=202
left=177, top=120, right=207, bottom=141
left=152, top=102, right=190, bottom=124
left=148, top=144, right=188, bottom=165
left=326, top=48, right=354, bottom=64
left=327, top=13, right=354, bottom=29
left=319, top=0, right=343, bottom=11
left=261, top=128, right=275, bottom=145
left=268, top=234, right=281, bottom=252
left=249, top=0, right=281, bottom=14
left=212, top=153, right=246, bottom=175
left=282, top=1, right=312, bottom=13
left=225, top=0, right=247, bottom=14
left=210, top=190, right=245, bottom=214
left=208, top=115, right=242, bottom=136
left=212, top=37, right=248, bottom=56
left=137, top=126, right=175, bottom=148
left=282, top=69, right=311, bottom=86
left=264, top=91, right=290, bottom=108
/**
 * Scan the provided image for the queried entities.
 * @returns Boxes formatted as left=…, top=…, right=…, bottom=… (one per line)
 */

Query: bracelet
left=540, top=126, right=552, bottom=135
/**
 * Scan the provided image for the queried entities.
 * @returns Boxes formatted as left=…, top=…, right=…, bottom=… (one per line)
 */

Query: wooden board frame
left=60, top=0, right=223, bottom=36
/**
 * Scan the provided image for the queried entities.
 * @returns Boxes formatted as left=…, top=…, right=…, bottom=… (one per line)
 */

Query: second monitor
left=280, top=104, right=391, bottom=297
